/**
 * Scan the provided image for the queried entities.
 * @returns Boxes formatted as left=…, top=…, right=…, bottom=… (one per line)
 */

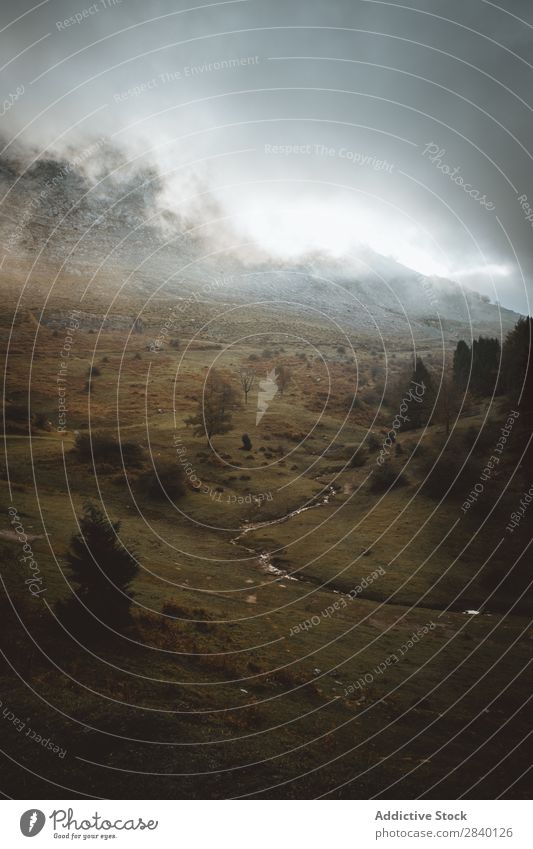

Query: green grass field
left=1, top=289, right=531, bottom=799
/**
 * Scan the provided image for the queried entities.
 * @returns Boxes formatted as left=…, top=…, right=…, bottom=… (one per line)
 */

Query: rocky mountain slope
left=0, top=146, right=520, bottom=343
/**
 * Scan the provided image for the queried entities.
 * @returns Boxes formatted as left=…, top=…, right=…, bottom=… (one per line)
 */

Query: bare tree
left=276, top=364, right=292, bottom=396
left=185, top=369, right=239, bottom=446
left=238, top=367, right=256, bottom=405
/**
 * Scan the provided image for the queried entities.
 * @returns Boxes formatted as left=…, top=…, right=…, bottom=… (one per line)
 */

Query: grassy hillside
left=1, top=289, right=531, bottom=799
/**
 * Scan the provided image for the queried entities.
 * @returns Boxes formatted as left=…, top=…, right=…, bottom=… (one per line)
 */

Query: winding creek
left=229, top=484, right=492, bottom=615
left=230, top=485, right=337, bottom=584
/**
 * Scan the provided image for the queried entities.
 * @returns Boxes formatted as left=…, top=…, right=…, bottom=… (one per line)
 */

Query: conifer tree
left=453, top=340, right=471, bottom=390
left=64, top=503, right=138, bottom=629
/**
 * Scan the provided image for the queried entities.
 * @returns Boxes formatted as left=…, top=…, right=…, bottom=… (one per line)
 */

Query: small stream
left=229, top=485, right=493, bottom=614
left=230, top=485, right=337, bottom=584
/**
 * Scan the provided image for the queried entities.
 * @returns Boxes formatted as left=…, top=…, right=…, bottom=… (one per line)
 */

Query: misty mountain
left=0, top=147, right=521, bottom=343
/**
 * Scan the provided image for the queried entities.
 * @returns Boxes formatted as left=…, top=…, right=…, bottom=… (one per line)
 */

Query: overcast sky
left=1, top=0, right=532, bottom=313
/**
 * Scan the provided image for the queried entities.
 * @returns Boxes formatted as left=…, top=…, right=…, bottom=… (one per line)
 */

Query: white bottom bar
left=1, top=800, right=530, bottom=848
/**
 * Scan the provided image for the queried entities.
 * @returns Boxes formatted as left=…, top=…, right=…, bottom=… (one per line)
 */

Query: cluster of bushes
left=369, top=461, right=409, bottom=493
left=74, top=432, right=144, bottom=466
left=366, top=433, right=381, bottom=453
left=359, top=387, right=382, bottom=406
left=274, top=429, right=308, bottom=442
left=261, top=347, right=285, bottom=358
left=420, top=448, right=481, bottom=500
left=136, top=467, right=186, bottom=501
left=161, top=601, right=215, bottom=633
left=5, top=404, right=50, bottom=433
left=339, top=393, right=364, bottom=412
left=74, top=434, right=188, bottom=502
left=349, top=447, right=368, bottom=468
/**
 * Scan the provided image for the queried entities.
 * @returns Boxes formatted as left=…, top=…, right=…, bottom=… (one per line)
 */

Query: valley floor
left=1, top=291, right=531, bottom=799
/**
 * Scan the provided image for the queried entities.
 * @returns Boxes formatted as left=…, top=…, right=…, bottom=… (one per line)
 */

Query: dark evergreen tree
left=453, top=336, right=501, bottom=396
left=408, top=357, right=434, bottom=429
left=471, top=336, right=500, bottom=395
left=453, top=340, right=471, bottom=390
left=61, top=503, right=138, bottom=630
left=501, top=317, right=532, bottom=401
left=501, top=317, right=533, bottom=480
